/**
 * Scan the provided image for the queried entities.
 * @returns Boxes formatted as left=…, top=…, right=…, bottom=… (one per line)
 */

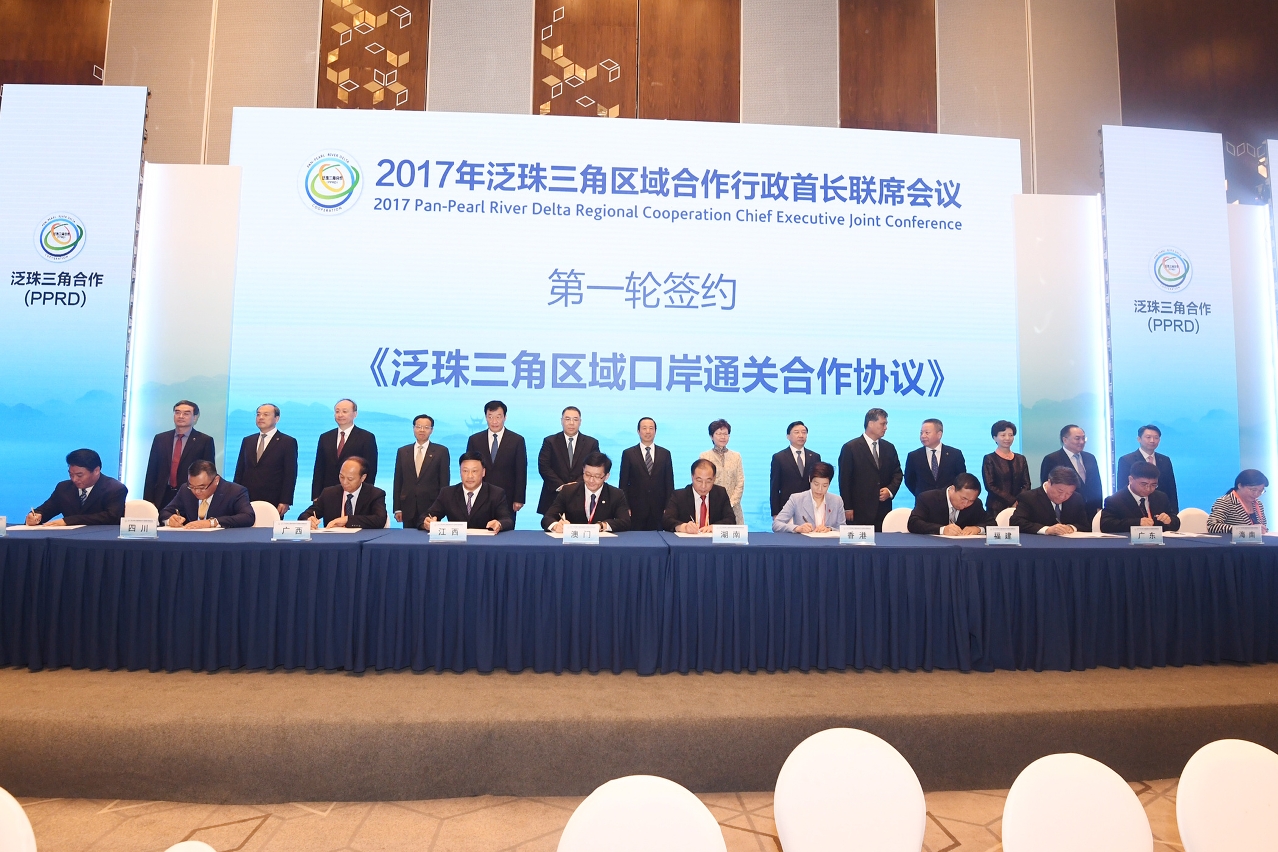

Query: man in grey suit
left=392, top=414, right=451, bottom=529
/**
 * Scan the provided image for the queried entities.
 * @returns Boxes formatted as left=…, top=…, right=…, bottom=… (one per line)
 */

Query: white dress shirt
left=337, top=427, right=351, bottom=451
left=584, top=484, right=605, bottom=527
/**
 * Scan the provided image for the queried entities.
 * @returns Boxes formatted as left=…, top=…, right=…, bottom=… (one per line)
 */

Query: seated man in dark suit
left=159, top=460, right=255, bottom=529
left=1011, top=467, right=1092, bottom=535
left=1115, top=424, right=1179, bottom=513
left=664, top=458, right=737, bottom=533
left=1100, top=460, right=1180, bottom=533
left=907, top=472, right=987, bottom=536
left=301, top=456, right=388, bottom=529
left=903, top=418, right=967, bottom=498
left=1040, top=424, right=1103, bottom=518
left=542, top=452, right=631, bottom=533
left=233, top=403, right=299, bottom=517
left=26, top=448, right=128, bottom=526
left=422, top=453, right=514, bottom=532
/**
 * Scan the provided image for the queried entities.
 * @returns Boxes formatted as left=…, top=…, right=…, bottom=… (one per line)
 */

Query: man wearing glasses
left=160, top=460, right=255, bottom=529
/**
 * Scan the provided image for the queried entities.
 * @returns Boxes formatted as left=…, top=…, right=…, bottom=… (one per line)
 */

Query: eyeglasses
left=189, top=476, right=219, bottom=494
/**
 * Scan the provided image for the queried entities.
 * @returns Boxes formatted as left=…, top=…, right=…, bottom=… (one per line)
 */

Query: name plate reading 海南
left=562, top=523, right=599, bottom=545
left=272, top=520, right=311, bottom=542
left=430, top=521, right=469, bottom=542
left=1232, top=524, right=1264, bottom=544
left=986, top=526, right=1021, bottom=546
left=1130, top=526, right=1164, bottom=546
left=838, top=525, right=875, bottom=545
left=120, top=517, right=158, bottom=540
left=712, top=525, right=749, bottom=545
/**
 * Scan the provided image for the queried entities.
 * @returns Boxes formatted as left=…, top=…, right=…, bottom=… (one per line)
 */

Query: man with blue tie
left=1039, top=424, right=1104, bottom=518
left=301, top=456, right=389, bottom=529
left=26, top=448, right=128, bottom=527
left=904, top=418, right=967, bottom=498
left=159, top=460, right=255, bottom=529
left=773, top=462, right=845, bottom=533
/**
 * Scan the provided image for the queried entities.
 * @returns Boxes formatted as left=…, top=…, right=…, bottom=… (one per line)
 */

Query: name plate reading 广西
left=986, top=526, right=1021, bottom=546
left=120, top=517, right=158, bottom=540
left=712, top=525, right=749, bottom=545
left=272, top=520, right=311, bottom=542
left=1130, top=526, right=1164, bottom=546
left=562, top=523, right=599, bottom=545
left=1232, top=524, right=1264, bottom=544
left=838, top=525, right=875, bottom=545
left=430, top=521, right=468, bottom=543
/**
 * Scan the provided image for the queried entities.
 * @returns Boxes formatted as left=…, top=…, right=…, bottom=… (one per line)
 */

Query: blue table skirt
left=660, top=532, right=970, bottom=673
left=0, top=528, right=100, bottom=668
left=356, top=530, right=669, bottom=674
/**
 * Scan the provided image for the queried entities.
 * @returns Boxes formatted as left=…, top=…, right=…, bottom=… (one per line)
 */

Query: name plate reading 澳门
left=562, top=523, right=599, bottom=545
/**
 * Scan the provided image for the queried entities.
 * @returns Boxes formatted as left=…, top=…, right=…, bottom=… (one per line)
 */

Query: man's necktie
left=466, top=490, right=474, bottom=516
left=871, top=440, right=880, bottom=467
left=567, top=436, right=575, bottom=466
left=1072, top=453, right=1086, bottom=481
left=1053, top=503, right=1062, bottom=523
left=795, top=450, right=804, bottom=474
left=337, top=430, right=347, bottom=457
left=169, top=433, right=185, bottom=488
left=491, top=433, right=500, bottom=464
left=930, top=449, right=939, bottom=480
left=699, top=496, right=708, bottom=528
left=588, top=493, right=597, bottom=522
left=198, top=498, right=209, bottom=520
left=415, top=444, right=425, bottom=476
left=256, top=433, right=267, bottom=462
left=949, top=504, right=958, bottom=525
left=1139, top=497, right=1149, bottom=518
left=344, top=493, right=354, bottom=518
left=78, top=488, right=87, bottom=506
left=645, top=446, right=653, bottom=474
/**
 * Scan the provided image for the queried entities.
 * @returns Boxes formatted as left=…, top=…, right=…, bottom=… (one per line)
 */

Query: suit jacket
left=300, top=484, right=388, bottom=529
left=907, top=488, right=988, bottom=535
left=233, top=431, right=299, bottom=508
left=663, top=484, right=736, bottom=532
left=392, top=442, right=451, bottom=529
left=311, top=425, right=379, bottom=500
left=536, top=432, right=600, bottom=513
left=904, top=444, right=968, bottom=498
left=424, top=483, right=514, bottom=531
left=142, top=429, right=216, bottom=508
left=772, top=490, right=846, bottom=533
left=1100, top=488, right=1181, bottom=533
left=618, top=444, right=675, bottom=531
left=541, top=482, right=632, bottom=532
left=466, top=429, right=528, bottom=509
left=837, top=436, right=903, bottom=531
left=34, top=476, right=127, bottom=525
left=769, top=447, right=822, bottom=516
left=1040, top=448, right=1103, bottom=517
left=1115, top=450, right=1179, bottom=513
left=1009, top=486, right=1092, bottom=534
left=159, top=478, right=254, bottom=528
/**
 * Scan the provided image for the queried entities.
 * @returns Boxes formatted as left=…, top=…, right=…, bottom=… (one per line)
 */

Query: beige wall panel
left=742, top=0, right=838, bottom=127
left=428, top=0, right=534, bottom=114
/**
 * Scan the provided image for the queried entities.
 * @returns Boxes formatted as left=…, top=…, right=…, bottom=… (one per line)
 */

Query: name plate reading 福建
left=272, top=520, right=311, bottom=542
left=120, top=518, right=158, bottom=540
left=838, top=525, right=875, bottom=545
left=430, top=521, right=469, bottom=543
left=1232, top=524, right=1264, bottom=545
left=562, top=523, right=599, bottom=545
left=712, top=525, right=749, bottom=545
left=1130, top=526, right=1164, bottom=546
left=986, top=526, right=1021, bottom=546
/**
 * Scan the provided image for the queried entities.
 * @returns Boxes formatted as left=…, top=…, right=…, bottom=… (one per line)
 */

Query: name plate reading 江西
left=430, top=521, right=469, bottom=543
left=272, top=520, right=311, bottom=542
left=562, top=523, right=599, bottom=545
left=838, top=525, right=875, bottom=545
left=986, top=526, right=1021, bottom=546
left=120, top=518, right=158, bottom=540
left=1232, top=524, right=1264, bottom=544
left=712, top=525, right=749, bottom=545
left=1130, top=526, right=1164, bottom=546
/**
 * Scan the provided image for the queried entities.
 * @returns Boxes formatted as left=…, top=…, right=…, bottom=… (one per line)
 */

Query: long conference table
left=1, top=526, right=1276, bottom=675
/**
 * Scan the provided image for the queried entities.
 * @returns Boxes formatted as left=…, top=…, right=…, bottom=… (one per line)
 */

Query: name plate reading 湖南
left=712, top=525, right=749, bottom=545
left=1130, top=526, right=1164, bottom=546
left=986, top=526, right=1021, bottom=546
left=562, top=523, right=599, bottom=545
left=272, top=520, right=311, bottom=542
left=430, top=521, right=469, bottom=543
left=838, top=525, right=875, bottom=545
left=120, top=517, right=158, bottom=540
left=1232, top=524, right=1264, bottom=544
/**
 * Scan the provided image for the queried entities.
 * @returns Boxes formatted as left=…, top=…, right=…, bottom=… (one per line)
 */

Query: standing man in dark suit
left=618, top=416, right=674, bottom=531
left=302, top=456, right=388, bottom=529
left=26, top=448, right=128, bottom=527
left=904, top=418, right=967, bottom=498
left=906, top=473, right=987, bottom=536
left=1100, top=461, right=1181, bottom=533
left=542, top=452, right=632, bottom=532
left=465, top=400, right=528, bottom=522
left=159, top=460, right=255, bottom=529
left=536, top=406, right=599, bottom=514
left=837, top=408, right=904, bottom=531
left=233, top=403, right=298, bottom=518
left=1040, top=424, right=1104, bottom=518
left=421, top=453, right=514, bottom=532
left=392, top=414, right=450, bottom=529
left=770, top=421, right=821, bottom=516
left=1115, top=424, right=1179, bottom=513
left=143, top=399, right=216, bottom=510
left=664, top=458, right=737, bottom=532
left=312, top=398, right=378, bottom=501
left=1011, top=467, right=1092, bottom=535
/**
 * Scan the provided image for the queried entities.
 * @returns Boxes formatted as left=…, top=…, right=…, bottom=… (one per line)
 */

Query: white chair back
left=1092, top=510, right=1103, bottom=533
left=0, top=786, right=36, bottom=852
left=1179, top=507, right=1209, bottom=534
left=996, top=507, right=1014, bottom=526
left=165, top=843, right=217, bottom=852
left=774, top=728, right=925, bottom=852
left=250, top=501, right=281, bottom=527
left=1177, top=738, right=1278, bottom=851
left=881, top=507, right=911, bottom=533
left=1002, top=753, right=1151, bottom=852
left=384, top=511, right=392, bottom=528
left=557, top=775, right=725, bottom=852
left=124, top=499, right=159, bottom=521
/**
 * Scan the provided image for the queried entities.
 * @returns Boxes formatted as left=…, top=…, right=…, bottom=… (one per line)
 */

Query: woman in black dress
left=982, top=419, right=1031, bottom=518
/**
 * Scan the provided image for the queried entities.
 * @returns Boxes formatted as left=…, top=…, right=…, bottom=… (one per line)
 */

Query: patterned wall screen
left=534, top=0, right=635, bottom=118
left=318, top=0, right=428, bottom=109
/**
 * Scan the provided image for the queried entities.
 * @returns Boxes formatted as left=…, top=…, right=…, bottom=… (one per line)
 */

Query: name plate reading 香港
left=272, top=520, right=311, bottom=542
left=838, top=525, right=875, bottom=545
left=430, top=521, right=469, bottom=543
left=986, top=526, right=1021, bottom=546
left=120, top=518, right=158, bottom=540
left=712, top=525, right=749, bottom=545
left=1130, top=526, right=1164, bottom=546
left=562, top=523, right=599, bottom=545
left=1232, top=524, right=1264, bottom=544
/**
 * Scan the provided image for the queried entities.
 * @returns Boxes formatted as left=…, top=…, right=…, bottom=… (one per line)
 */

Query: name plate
left=563, top=523, right=599, bottom=545
left=712, top=524, right=749, bottom=545
left=838, top=525, right=875, bottom=545
left=0, top=516, right=6, bottom=537
left=1232, top=524, right=1264, bottom=544
left=272, top=520, right=311, bottom=542
left=430, top=521, right=469, bottom=543
left=986, top=526, right=1021, bottom=546
left=120, top=518, right=158, bottom=539
left=1130, top=526, right=1164, bottom=546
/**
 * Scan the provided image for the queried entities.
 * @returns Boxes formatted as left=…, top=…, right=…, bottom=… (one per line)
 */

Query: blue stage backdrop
left=0, top=85, right=147, bottom=519
left=1101, top=126, right=1241, bottom=510
left=226, top=109, right=1022, bottom=527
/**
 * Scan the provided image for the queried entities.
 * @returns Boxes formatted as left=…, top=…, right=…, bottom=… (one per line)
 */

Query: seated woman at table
left=773, top=463, right=843, bottom=533
left=1207, top=469, right=1269, bottom=533
left=700, top=419, right=745, bottom=524
left=981, top=419, right=1031, bottom=518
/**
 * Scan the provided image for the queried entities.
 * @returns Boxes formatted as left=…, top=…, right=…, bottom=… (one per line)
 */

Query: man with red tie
left=301, top=457, right=388, bottom=529
left=311, top=398, right=378, bottom=503
left=663, top=458, right=737, bottom=533
left=142, top=400, right=216, bottom=510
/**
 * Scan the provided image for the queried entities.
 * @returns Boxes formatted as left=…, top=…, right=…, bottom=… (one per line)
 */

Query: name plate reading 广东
left=712, top=525, right=749, bottom=545
left=563, top=523, right=599, bottom=545
left=986, top=526, right=1021, bottom=546
left=430, top=521, right=468, bottom=543
left=1130, top=526, right=1164, bottom=546
left=1232, top=524, right=1264, bottom=544
left=838, top=525, right=875, bottom=545
left=120, top=518, right=158, bottom=540
left=272, top=520, right=311, bottom=542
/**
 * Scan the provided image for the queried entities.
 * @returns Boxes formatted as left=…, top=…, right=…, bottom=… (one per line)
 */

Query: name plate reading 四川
left=120, top=517, right=158, bottom=540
